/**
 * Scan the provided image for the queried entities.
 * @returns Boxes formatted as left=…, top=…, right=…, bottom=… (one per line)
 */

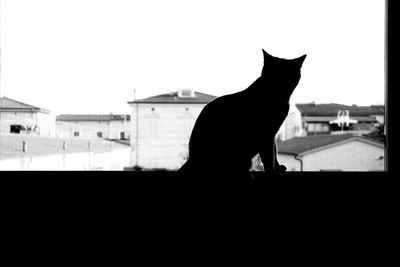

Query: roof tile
left=56, top=114, right=130, bottom=121
left=277, top=134, right=382, bottom=155
left=0, top=97, right=42, bottom=111
left=296, top=103, right=384, bottom=117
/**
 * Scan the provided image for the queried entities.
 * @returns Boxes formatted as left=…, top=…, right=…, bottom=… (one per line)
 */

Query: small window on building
left=120, top=132, right=126, bottom=140
left=308, top=123, right=330, bottom=133
left=151, top=108, right=155, bottom=111
left=73, top=131, right=80, bottom=137
left=307, top=123, right=315, bottom=132
left=10, top=125, right=22, bottom=134
left=97, top=132, right=103, bottom=138
left=321, top=124, right=330, bottom=132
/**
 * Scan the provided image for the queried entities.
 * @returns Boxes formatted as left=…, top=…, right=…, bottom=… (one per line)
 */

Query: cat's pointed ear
left=262, top=49, right=274, bottom=62
left=294, top=54, right=307, bottom=67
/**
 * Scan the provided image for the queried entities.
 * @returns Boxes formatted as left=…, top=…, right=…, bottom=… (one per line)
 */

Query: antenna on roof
left=133, top=88, right=136, bottom=101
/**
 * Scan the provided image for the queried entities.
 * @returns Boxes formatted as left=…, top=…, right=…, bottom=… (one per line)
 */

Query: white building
left=0, top=97, right=56, bottom=137
left=56, top=114, right=130, bottom=140
left=127, top=90, right=216, bottom=170
left=275, top=134, right=385, bottom=171
left=277, top=103, right=385, bottom=141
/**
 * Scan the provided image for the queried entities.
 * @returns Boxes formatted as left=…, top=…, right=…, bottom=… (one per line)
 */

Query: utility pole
left=135, top=89, right=139, bottom=167
left=0, top=0, right=2, bottom=98
left=0, top=0, right=2, bottom=135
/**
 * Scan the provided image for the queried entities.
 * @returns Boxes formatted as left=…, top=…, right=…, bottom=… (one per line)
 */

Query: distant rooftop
left=296, top=103, right=384, bottom=117
left=128, top=90, right=217, bottom=104
left=56, top=114, right=130, bottom=122
left=0, top=97, right=49, bottom=113
left=277, top=134, right=384, bottom=156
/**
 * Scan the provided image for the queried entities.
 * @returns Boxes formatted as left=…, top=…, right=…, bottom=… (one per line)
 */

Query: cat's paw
left=276, top=164, right=287, bottom=173
left=273, top=164, right=287, bottom=177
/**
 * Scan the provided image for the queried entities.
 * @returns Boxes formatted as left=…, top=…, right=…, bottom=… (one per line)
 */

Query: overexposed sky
left=0, top=0, right=385, bottom=114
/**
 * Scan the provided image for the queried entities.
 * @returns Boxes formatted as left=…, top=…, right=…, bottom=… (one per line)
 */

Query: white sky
left=0, top=0, right=385, bottom=114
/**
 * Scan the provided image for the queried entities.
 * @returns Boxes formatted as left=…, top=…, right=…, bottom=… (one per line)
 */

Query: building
left=275, top=134, right=384, bottom=171
left=277, top=103, right=385, bottom=141
left=56, top=114, right=130, bottom=140
left=127, top=89, right=216, bottom=170
left=0, top=97, right=56, bottom=136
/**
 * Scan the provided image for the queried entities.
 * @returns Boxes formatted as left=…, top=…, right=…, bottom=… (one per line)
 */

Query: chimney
left=178, top=89, right=195, bottom=98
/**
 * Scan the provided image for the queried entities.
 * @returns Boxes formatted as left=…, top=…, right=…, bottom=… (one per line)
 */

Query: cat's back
left=198, top=91, right=249, bottom=119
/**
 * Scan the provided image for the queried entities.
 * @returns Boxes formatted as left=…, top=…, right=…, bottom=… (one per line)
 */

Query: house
left=274, top=134, right=385, bottom=171
left=0, top=96, right=56, bottom=137
left=56, top=114, right=130, bottom=140
left=127, top=89, right=216, bottom=170
left=277, top=103, right=385, bottom=141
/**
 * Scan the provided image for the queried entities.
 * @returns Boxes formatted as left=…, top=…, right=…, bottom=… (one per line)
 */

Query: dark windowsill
left=115, top=171, right=388, bottom=184
left=6, top=171, right=393, bottom=208
left=7, top=170, right=389, bottom=182
left=66, top=170, right=390, bottom=189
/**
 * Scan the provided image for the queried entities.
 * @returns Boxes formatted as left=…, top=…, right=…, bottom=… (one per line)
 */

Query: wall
left=56, top=120, right=131, bottom=140
left=0, top=111, right=55, bottom=137
left=129, top=103, right=206, bottom=170
left=278, top=140, right=384, bottom=171
left=0, top=111, right=35, bottom=133
left=277, top=105, right=303, bottom=141
left=277, top=153, right=302, bottom=171
left=37, top=111, right=56, bottom=136
left=302, top=140, right=384, bottom=171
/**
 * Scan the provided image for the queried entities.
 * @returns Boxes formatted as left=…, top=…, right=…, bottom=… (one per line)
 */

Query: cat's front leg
left=272, top=140, right=287, bottom=175
left=260, top=140, right=286, bottom=176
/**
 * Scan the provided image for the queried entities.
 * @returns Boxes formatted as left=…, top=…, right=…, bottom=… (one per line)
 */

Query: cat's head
left=261, top=49, right=306, bottom=99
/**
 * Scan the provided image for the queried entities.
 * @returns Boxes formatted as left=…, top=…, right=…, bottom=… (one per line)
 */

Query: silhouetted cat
left=177, top=49, right=306, bottom=182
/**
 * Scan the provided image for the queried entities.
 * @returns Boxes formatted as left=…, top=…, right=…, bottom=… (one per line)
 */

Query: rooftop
left=0, top=97, right=49, bottom=113
left=296, top=103, right=385, bottom=117
left=128, top=90, right=217, bottom=104
left=277, top=134, right=384, bottom=155
left=56, top=114, right=130, bottom=122
left=302, top=116, right=378, bottom=123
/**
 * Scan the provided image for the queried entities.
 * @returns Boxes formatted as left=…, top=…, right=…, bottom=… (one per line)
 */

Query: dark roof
left=277, top=134, right=383, bottom=155
left=128, top=91, right=217, bottom=104
left=0, top=97, right=44, bottom=112
left=296, top=103, right=385, bottom=117
left=56, top=114, right=130, bottom=122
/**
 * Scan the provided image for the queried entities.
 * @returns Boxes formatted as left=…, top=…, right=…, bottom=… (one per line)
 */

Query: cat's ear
left=262, top=49, right=274, bottom=62
left=293, top=54, right=307, bottom=67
